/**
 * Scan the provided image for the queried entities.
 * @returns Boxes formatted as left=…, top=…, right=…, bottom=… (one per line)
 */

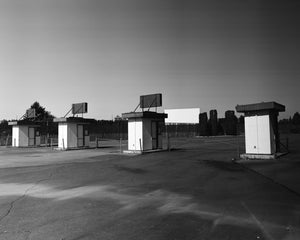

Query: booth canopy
left=122, top=111, right=168, bottom=120
left=53, top=117, right=93, bottom=124
left=236, top=102, right=285, bottom=113
left=8, top=120, right=40, bottom=127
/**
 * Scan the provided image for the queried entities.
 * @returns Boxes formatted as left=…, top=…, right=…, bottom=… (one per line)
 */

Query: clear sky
left=1, top=0, right=299, bottom=120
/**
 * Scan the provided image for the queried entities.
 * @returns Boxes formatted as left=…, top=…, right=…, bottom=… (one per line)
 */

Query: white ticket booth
left=236, top=102, right=285, bottom=159
left=122, top=111, right=167, bottom=153
left=9, top=121, right=41, bottom=147
left=54, top=117, right=90, bottom=150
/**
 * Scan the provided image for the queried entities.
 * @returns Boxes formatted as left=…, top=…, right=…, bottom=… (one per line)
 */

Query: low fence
left=89, top=120, right=128, bottom=140
left=39, top=135, right=58, bottom=147
left=0, top=135, right=58, bottom=147
left=0, top=134, right=125, bottom=147
left=90, top=133, right=128, bottom=141
left=0, top=135, right=11, bottom=146
left=164, top=124, right=199, bottom=138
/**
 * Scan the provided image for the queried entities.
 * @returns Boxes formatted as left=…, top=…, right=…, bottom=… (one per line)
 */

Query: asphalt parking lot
left=0, top=136, right=299, bottom=240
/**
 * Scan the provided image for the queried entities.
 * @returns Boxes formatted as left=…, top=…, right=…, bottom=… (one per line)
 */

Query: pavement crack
left=0, top=171, right=54, bottom=224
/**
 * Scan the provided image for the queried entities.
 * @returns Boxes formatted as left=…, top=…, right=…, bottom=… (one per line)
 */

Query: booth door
left=77, top=125, right=84, bottom=147
left=28, top=127, right=35, bottom=146
left=151, top=121, right=158, bottom=149
left=245, top=115, right=271, bottom=154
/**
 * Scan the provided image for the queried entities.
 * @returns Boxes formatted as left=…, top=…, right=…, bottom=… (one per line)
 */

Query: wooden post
left=236, top=122, right=240, bottom=159
left=166, top=124, right=170, bottom=151
left=120, top=138, right=122, bottom=153
left=5, top=135, right=9, bottom=147
left=139, top=138, right=142, bottom=152
left=168, top=133, right=170, bottom=151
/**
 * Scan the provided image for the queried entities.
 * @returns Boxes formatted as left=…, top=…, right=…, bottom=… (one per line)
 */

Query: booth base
left=123, top=149, right=166, bottom=154
left=240, top=152, right=288, bottom=160
left=55, top=147, right=91, bottom=151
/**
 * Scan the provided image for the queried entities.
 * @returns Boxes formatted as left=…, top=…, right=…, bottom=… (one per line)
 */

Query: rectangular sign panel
left=26, top=108, right=36, bottom=118
left=140, top=94, right=162, bottom=109
left=72, top=102, right=88, bottom=114
left=165, top=108, right=200, bottom=124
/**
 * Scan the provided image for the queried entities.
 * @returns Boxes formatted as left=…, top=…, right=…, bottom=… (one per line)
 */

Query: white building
left=122, top=111, right=167, bottom=153
left=9, top=121, right=40, bottom=147
left=54, top=117, right=90, bottom=150
left=236, top=102, right=285, bottom=159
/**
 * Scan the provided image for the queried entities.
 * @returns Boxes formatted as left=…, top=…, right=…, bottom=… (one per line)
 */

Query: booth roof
left=53, top=117, right=94, bottom=124
left=236, top=102, right=285, bottom=113
left=122, top=111, right=168, bottom=119
left=8, top=120, right=40, bottom=126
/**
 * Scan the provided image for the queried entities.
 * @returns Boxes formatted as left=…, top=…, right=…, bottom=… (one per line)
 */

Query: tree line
left=0, top=101, right=128, bottom=141
left=1, top=102, right=300, bottom=139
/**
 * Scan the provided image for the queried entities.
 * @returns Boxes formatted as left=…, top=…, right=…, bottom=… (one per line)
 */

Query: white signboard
left=164, top=108, right=200, bottom=124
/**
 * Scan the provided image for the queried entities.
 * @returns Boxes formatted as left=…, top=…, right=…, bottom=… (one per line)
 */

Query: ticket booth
left=9, top=120, right=41, bottom=147
left=236, top=102, right=285, bottom=159
left=122, top=111, right=167, bottom=153
left=54, top=117, right=90, bottom=150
